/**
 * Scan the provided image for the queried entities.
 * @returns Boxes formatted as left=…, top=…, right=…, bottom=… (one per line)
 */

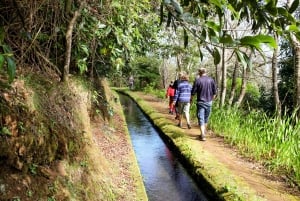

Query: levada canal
left=119, top=94, right=209, bottom=201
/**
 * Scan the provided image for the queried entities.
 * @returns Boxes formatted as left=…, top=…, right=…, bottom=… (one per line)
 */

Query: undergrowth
left=210, top=107, right=300, bottom=187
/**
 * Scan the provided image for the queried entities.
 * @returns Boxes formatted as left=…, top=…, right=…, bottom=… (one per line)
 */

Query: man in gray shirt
left=191, top=68, right=217, bottom=141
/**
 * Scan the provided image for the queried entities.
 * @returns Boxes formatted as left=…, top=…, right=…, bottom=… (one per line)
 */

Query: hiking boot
left=177, top=123, right=182, bottom=128
left=187, top=124, right=191, bottom=129
left=199, top=135, right=206, bottom=141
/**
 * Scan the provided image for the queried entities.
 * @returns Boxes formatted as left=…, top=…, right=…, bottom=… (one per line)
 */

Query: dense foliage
left=0, top=0, right=160, bottom=82
left=278, top=40, right=296, bottom=113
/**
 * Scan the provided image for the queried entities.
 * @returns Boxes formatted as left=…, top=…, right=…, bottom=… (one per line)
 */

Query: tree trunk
left=160, top=59, right=168, bottom=88
left=176, top=54, right=182, bottom=72
left=287, top=0, right=300, bottom=117
left=228, top=60, right=239, bottom=106
left=215, top=63, right=221, bottom=99
left=219, top=46, right=227, bottom=107
left=235, top=65, right=248, bottom=107
left=62, top=7, right=81, bottom=82
left=294, top=45, right=300, bottom=116
left=205, top=45, right=221, bottom=98
left=272, top=33, right=281, bottom=116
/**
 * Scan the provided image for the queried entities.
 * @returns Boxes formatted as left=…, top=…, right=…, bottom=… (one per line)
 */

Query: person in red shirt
left=166, top=81, right=175, bottom=114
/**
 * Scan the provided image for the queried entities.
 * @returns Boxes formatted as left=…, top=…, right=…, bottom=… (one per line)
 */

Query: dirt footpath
left=134, top=91, right=300, bottom=201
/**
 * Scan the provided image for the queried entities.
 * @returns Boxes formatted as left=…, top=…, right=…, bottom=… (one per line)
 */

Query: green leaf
left=240, top=36, right=260, bottom=49
left=227, top=4, right=239, bottom=19
left=206, top=20, right=221, bottom=32
left=239, top=35, right=276, bottom=51
left=287, top=24, right=300, bottom=32
left=278, top=7, right=296, bottom=23
left=265, top=1, right=277, bottom=16
left=255, top=34, right=277, bottom=48
left=277, top=7, right=288, bottom=16
left=1, top=127, right=12, bottom=136
left=80, top=44, right=89, bottom=56
left=289, top=0, right=299, bottom=13
left=235, top=50, right=247, bottom=69
left=2, top=44, right=12, bottom=54
left=111, top=1, right=122, bottom=9
left=212, top=47, right=221, bottom=65
left=6, top=57, right=16, bottom=82
left=104, top=26, right=112, bottom=36
left=220, top=34, right=234, bottom=44
left=208, top=27, right=217, bottom=37
left=77, top=58, right=88, bottom=74
left=200, top=29, right=207, bottom=41
left=0, top=54, right=4, bottom=70
left=209, top=0, right=223, bottom=9
left=210, top=36, right=219, bottom=44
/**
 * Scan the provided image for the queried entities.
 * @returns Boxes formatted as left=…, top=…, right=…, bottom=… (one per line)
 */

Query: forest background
left=0, top=0, right=300, bottom=199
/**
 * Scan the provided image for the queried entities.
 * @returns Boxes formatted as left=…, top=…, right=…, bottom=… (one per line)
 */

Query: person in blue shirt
left=191, top=68, right=217, bottom=141
left=173, top=71, right=192, bottom=129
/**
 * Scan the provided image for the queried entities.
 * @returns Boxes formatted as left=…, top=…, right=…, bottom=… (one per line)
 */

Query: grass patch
left=210, top=107, right=300, bottom=187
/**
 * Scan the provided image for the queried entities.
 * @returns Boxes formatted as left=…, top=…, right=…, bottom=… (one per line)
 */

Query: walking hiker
left=172, top=72, right=182, bottom=120
left=166, top=81, right=175, bottom=114
left=173, top=72, right=192, bottom=129
left=191, top=68, right=217, bottom=141
left=129, top=75, right=134, bottom=90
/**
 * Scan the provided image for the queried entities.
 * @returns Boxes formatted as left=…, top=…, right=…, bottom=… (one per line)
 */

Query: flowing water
left=119, top=94, right=209, bottom=201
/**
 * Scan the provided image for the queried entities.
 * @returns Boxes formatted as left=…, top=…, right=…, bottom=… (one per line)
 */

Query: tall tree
left=228, top=60, right=239, bottom=106
left=235, top=62, right=249, bottom=107
left=278, top=40, right=294, bottom=113
left=287, top=0, right=300, bottom=117
left=271, top=33, right=282, bottom=115
left=220, top=45, right=227, bottom=107
left=62, top=2, right=84, bottom=82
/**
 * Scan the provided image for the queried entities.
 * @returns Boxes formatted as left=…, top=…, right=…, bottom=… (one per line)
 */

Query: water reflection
left=119, top=94, right=208, bottom=201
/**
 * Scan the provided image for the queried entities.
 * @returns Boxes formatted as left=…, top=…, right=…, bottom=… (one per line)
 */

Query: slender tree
left=220, top=45, right=227, bottom=107
left=271, top=33, right=282, bottom=115
left=235, top=62, right=249, bottom=107
left=62, top=2, right=84, bottom=82
left=287, top=0, right=300, bottom=117
left=228, top=60, right=239, bottom=106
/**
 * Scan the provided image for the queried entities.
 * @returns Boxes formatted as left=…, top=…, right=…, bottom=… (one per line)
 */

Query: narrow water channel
left=119, top=94, right=209, bottom=201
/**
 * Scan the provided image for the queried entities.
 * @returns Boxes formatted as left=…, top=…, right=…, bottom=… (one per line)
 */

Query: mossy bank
left=0, top=74, right=147, bottom=201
